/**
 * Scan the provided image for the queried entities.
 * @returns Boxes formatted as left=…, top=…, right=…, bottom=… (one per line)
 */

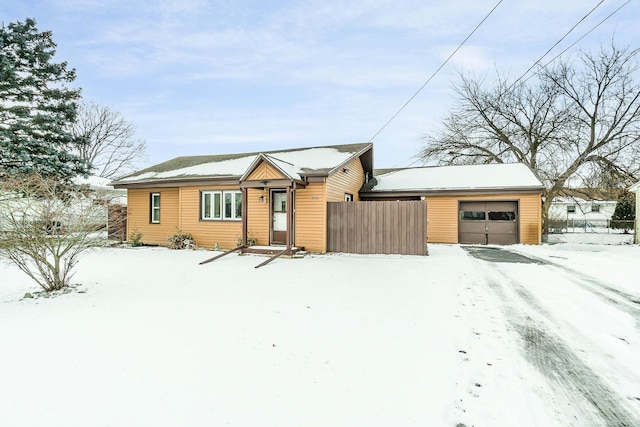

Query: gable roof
left=112, top=143, right=373, bottom=187
left=362, top=163, right=544, bottom=195
left=629, top=181, right=640, bottom=192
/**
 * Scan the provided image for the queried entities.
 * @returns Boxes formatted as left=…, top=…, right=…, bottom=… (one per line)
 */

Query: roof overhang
left=361, top=186, right=544, bottom=199
left=112, top=177, right=240, bottom=189
left=240, top=179, right=306, bottom=189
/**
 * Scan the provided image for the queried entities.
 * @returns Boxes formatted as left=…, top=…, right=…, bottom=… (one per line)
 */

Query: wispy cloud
left=4, top=0, right=638, bottom=168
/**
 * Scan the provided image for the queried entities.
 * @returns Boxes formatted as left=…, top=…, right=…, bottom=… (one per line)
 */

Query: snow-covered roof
left=550, top=197, right=616, bottom=204
left=113, top=143, right=372, bottom=186
left=629, top=181, right=640, bottom=192
left=366, top=163, right=543, bottom=193
left=74, top=175, right=114, bottom=189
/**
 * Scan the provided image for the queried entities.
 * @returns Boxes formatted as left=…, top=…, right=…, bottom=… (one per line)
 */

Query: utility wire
left=385, top=0, right=622, bottom=171
left=519, top=0, right=630, bottom=86
left=368, top=0, right=504, bottom=142
left=506, top=0, right=605, bottom=91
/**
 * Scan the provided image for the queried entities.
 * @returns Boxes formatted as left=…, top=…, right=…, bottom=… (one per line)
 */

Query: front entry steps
left=241, top=245, right=305, bottom=256
left=199, top=245, right=306, bottom=268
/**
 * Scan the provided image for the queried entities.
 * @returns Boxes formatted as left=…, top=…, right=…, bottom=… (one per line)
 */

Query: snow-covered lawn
left=1, top=243, right=639, bottom=426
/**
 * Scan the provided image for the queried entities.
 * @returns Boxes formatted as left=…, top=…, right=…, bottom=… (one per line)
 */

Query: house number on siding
left=311, top=195, right=319, bottom=200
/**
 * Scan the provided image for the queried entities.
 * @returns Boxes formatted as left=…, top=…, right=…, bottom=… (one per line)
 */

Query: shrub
left=168, top=230, right=194, bottom=249
left=129, top=228, right=143, bottom=247
left=236, top=231, right=257, bottom=247
left=611, top=193, right=635, bottom=233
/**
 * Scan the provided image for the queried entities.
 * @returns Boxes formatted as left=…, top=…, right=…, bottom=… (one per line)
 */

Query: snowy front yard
left=1, top=243, right=639, bottom=426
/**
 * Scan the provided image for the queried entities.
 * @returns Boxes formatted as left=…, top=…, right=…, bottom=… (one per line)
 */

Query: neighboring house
left=112, top=143, right=373, bottom=253
left=629, top=181, right=640, bottom=244
left=360, top=163, right=543, bottom=245
left=548, top=196, right=617, bottom=229
left=112, top=144, right=544, bottom=251
left=0, top=175, right=126, bottom=234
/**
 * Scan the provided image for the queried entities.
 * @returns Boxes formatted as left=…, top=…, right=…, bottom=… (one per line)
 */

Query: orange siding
left=127, top=188, right=180, bottom=246
left=295, top=182, right=327, bottom=252
left=247, top=161, right=285, bottom=181
left=326, top=157, right=365, bottom=202
left=424, top=193, right=542, bottom=244
left=247, top=187, right=270, bottom=245
left=179, top=186, right=242, bottom=249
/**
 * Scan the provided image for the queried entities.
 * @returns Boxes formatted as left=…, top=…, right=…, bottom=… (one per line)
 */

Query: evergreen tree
left=0, top=18, right=89, bottom=179
left=611, top=192, right=635, bottom=233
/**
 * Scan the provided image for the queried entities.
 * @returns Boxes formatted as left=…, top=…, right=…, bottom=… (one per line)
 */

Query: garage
left=458, top=201, right=519, bottom=245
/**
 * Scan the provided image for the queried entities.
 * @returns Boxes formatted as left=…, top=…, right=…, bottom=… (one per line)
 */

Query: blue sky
left=2, top=0, right=638, bottom=170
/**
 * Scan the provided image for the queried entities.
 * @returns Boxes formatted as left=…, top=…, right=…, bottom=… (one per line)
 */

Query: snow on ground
left=1, top=242, right=639, bottom=426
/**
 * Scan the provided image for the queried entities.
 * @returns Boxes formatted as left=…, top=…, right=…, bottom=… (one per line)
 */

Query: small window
left=344, top=193, right=353, bottom=202
left=150, top=193, right=160, bottom=223
left=488, top=211, right=516, bottom=221
left=591, top=204, right=600, bottom=213
left=567, top=205, right=576, bottom=213
left=460, top=211, right=486, bottom=221
left=201, top=190, right=242, bottom=220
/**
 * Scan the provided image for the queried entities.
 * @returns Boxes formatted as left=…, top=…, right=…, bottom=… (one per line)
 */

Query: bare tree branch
left=70, top=102, right=147, bottom=179
left=419, top=43, right=640, bottom=230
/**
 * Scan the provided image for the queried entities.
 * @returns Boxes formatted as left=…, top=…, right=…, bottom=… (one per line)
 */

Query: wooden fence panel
left=327, top=201, right=427, bottom=255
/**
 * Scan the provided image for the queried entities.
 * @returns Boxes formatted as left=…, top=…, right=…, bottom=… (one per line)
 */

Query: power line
left=368, top=0, right=504, bottom=142
left=385, top=0, right=625, bottom=170
left=507, top=0, right=606, bottom=90
left=519, top=0, right=630, bottom=86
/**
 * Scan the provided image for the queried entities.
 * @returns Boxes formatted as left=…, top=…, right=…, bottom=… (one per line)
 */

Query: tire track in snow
left=465, top=247, right=639, bottom=427
left=506, top=248, right=640, bottom=324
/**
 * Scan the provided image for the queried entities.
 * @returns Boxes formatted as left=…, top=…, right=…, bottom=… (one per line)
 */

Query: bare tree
left=0, top=174, right=121, bottom=292
left=70, top=102, right=147, bottom=179
left=419, top=44, right=640, bottom=230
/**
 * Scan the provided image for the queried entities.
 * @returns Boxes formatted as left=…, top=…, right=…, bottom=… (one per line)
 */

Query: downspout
left=241, top=187, right=248, bottom=248
left=286, top=184, right=292, bottom=251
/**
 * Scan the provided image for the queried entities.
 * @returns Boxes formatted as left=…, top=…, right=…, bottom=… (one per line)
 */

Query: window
left=460, top=211, right=486, bottom=221
left=201, top=190, right=242, bottom=220
left=150, top=193, right=160, bottom=223
left=591, top=204, right=600, bottom=213
left=344, top=193, right=353, bottom=202
left=488, top=211, right=516, bottom=221
left=567, top=205, right=576, bottom=213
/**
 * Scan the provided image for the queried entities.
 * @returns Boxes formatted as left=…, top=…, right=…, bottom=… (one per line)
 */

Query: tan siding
left=246, top=188, right=270, bottom=245
left=424, top=197, right=459, bottom=244
left=247, top=161, right=285, bottom=181
left=326, top=157, right=365, bottom=201
left=424, top=193, right=542, bottom=244
left=127, top=188, right=180, bottom=246
left=179, top=186, right=242, bottom=249
left=295, top=182, right=327, bottom=252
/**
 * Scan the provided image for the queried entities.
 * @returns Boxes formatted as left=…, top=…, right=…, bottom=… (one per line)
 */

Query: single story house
left=112, top=143, right=373, bottom=253
left=629, top=181, right=640, bottom=244
left=112, top=143, right=544, bottom=252
left=547, top=196, right=617, bottom=231
left=359, top=163, right=543, bottom=245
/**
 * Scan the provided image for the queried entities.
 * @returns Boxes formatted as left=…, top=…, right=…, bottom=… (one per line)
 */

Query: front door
left=271, top=190, right=287, bottom=245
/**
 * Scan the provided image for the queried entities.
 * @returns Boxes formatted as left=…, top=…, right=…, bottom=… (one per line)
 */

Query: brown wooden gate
left=327, top=201, right=427, bottom=255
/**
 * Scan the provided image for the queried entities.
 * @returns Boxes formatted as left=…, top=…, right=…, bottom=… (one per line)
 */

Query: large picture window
left=150, top=193, right=160, bottom=223
left=201, top=190, right=242, bottom=220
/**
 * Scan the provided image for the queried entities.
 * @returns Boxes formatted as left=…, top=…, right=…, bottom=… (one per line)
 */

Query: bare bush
left=0, top=174, right=122, bottom=291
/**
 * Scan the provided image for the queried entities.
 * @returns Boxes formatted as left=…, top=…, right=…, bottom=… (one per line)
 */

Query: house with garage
left=359, top=163, right=544, bottom=245
left=112, top=143, right=544, bottom=253
left=112, top=143, right=373, bottom=253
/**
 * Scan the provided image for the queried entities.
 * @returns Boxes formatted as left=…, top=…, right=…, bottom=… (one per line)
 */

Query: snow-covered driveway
left=1, top=243, right=639, bottom=426
left=463, top=245, right=640, bottom=426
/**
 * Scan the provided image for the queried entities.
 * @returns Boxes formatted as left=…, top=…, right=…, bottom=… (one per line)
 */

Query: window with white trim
left=150, top=193, right=160, bottom=223
left=344, top=193, right=353, bottom=202
left=201, top=190, right=242, bottom=220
